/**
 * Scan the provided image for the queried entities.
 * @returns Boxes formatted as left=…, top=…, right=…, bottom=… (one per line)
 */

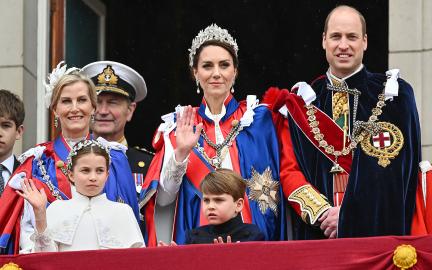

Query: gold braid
left=332, top=92, right=349, bottom=120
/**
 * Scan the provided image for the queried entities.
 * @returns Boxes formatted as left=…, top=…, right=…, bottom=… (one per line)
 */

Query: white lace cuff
left=31, top=229, right=58, bottom=252
left=163, top=154, right=187, bottom=186
left=157, top=154, right=188, bottom=206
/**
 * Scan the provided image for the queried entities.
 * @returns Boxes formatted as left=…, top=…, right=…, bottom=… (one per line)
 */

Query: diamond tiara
left=67, top=139, right=111, bottom=171
left=188, top=24, right=238, bottom=67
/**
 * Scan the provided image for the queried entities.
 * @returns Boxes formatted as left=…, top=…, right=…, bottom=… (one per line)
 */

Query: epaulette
left=134, top=146, right=155, bottom=156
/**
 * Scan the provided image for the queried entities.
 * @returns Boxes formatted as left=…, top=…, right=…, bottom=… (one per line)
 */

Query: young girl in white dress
left=16, top=139, right=145, bottom=252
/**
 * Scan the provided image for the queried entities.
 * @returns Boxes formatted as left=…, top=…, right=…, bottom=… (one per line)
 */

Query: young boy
left=185, top=168, right=264, bottom=244
left=0, top=89, right=24, bottom=197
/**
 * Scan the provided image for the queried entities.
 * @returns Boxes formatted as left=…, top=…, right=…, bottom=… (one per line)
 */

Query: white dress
left=31, top=192, right=144, bottom=252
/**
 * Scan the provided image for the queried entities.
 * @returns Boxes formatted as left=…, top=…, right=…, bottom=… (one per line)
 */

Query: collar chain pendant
left=195, top=120, right=242, bottom=168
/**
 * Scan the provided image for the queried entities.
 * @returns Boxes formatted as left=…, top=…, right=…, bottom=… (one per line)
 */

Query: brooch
left=246, top=167, right=280, bottom=216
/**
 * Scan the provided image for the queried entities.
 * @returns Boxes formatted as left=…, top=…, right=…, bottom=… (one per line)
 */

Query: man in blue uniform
left=82, top=61, right=154, bottom=197
left=275, top=5, right=421, bottom=239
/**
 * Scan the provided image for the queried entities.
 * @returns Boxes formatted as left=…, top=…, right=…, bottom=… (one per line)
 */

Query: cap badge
left=97, top=65, right=118, bottom=86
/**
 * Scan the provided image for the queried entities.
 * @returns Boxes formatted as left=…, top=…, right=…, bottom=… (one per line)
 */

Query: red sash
left=283, top=92, right=353, bottom=205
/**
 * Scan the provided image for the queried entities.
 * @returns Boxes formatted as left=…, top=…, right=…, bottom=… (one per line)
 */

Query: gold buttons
left=138, top=161, right=145, bottom=168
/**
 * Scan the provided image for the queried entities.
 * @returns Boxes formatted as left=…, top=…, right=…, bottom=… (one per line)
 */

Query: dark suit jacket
left=185, top=214, right=265, bottom=244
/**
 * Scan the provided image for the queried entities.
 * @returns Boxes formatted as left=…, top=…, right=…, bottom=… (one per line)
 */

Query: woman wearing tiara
left=141, top=24, right=330, bottom=246
left=0, top=63, right=138, bottom=254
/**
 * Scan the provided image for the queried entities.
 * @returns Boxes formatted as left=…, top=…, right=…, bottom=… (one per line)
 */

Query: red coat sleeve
left=264, top=87, right=331, bottom=225
left=411, top=168, right=432, bottom=235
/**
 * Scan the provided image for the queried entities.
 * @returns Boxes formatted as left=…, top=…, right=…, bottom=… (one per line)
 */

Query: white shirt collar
left=204, top=95, right=229, bottom=122
left=1, top=154, right=15, bottom=174
left=328, top=64, right=364, bottom=83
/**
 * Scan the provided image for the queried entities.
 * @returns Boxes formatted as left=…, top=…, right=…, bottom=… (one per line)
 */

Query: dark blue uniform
left=126, top=146, right=154, bottom=184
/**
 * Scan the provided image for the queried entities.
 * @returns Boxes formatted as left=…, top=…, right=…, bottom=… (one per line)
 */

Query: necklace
left=195, top=120, right=242, bottom=168
left=306, top=88, right=387, bottom=173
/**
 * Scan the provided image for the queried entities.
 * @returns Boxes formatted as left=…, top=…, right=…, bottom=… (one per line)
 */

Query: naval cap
left=81, top=61, right=147, bottom=102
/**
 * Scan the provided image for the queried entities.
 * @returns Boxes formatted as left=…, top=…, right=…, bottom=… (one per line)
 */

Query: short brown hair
left=0, top=89, right=25, bottom=127
left=324, top=5, right=367, bottom=36
left=200, top=169, right=246, bottom=201
left=50, top=71, right=97, bottom=111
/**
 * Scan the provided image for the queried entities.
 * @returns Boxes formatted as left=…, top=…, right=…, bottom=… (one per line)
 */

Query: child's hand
left=16, top=178, right=48, bottom=213
left=213, top=236, right=239, bottom=244
left=158, top=240, right=178, bottom=247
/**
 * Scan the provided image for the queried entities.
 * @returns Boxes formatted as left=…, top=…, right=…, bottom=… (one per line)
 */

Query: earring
left=54, top=116, right=59, bottom=128
left=91, top=114, right=95, bottom=123
left=231, top=81, right=235, bottom=93
left=196, top=79, right=200, bottom=94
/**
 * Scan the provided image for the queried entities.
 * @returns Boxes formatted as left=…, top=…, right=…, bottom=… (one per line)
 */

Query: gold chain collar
left=195, top=120, right=242, bottom=168
left=306, top=92, right=387, bottom=173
